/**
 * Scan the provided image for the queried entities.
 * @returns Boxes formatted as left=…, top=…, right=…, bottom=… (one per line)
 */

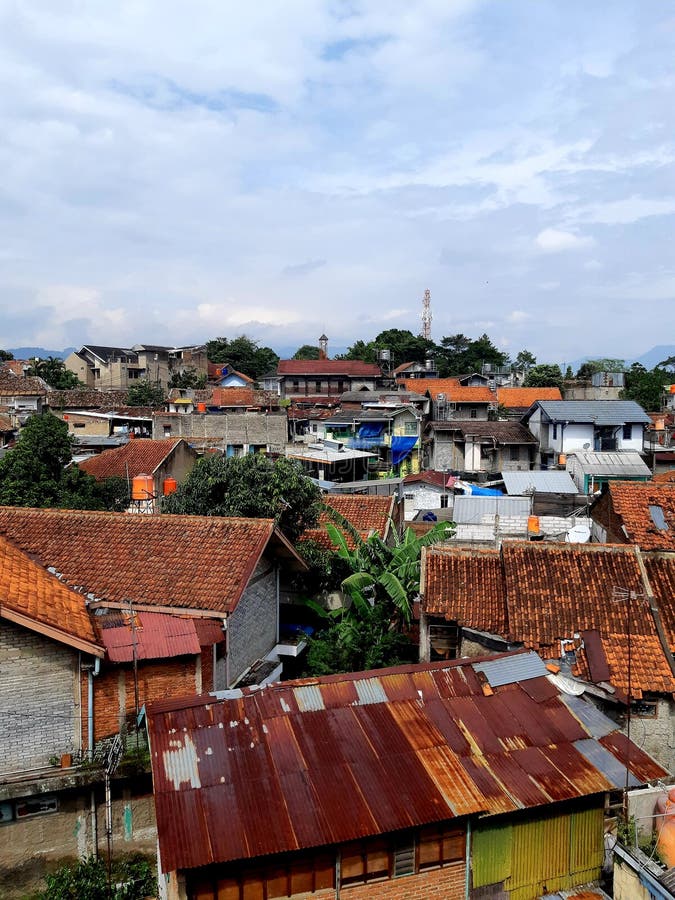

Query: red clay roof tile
left=497, top=387, right=563, bottom=408
left=79, top=438, right=186, bottom=481
left=301, top=494, right=395, bottom=550
left=602, top=481, right=675, bottom=551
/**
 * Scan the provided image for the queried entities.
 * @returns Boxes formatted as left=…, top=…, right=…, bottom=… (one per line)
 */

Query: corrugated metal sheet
left=560, top=695, right=616, bottom=739
left=454, top=495, right=530, bottom=523
left=98, top=611, right=202, bottom=662
left=147, top=655, right=666, bottom=874
left=472, top=819, right=512, bottom=888
left=502, top=470, right=578, bottom=495
left=472, top=651, right=547, bottom=687
left=573, top=738, right=641, bottom=789
left=567, top=450, right=651, bottom=477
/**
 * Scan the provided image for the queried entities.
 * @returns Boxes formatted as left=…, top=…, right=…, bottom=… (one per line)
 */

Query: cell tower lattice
left=421, top=289, right=432, bottom=341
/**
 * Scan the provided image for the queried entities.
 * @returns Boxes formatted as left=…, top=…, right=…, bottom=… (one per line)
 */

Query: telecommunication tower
left=421, top=289, right=432, bottom=341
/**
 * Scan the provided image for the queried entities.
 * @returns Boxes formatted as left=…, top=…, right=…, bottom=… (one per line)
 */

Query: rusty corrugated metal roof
left=148, top=652, right=667, bottom=874
left=97, top=611, right=202, bottom=662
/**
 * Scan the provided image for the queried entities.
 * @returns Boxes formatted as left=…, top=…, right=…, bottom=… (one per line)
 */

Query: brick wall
left=83, top=658, right=199, bottom=744
left=227, top=562, right=277, bottom=685
left=337, top=862, right=465, bottom=899
left=0, top=621, right=81, bottom=774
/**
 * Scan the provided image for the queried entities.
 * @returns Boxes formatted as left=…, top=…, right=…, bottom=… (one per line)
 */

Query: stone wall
left=153, top=410, right=287, bottom=452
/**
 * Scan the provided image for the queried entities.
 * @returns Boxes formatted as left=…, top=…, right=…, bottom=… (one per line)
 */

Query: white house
left=522, top=400, right=651, bottom=467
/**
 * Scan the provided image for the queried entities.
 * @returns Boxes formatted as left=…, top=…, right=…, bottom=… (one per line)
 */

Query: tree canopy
left=168, top=367, right=207, bottom=389
left=163, top=453, right=321, bottom=540
left=621, top=363, right=671, bottom=411
left=206, top=335, right=279, bottom=380
left=576, top=358, right=626, bottom=379
left=0, top=414, right=128, bottom=510
left=340, top=329, right=433, bottom=367
left=27, top=356, right=82, bottom=390
left=523, top=363, right=564, bottom=389
left=126, top=380, right=165, bottom=407
left=0, top=349, right=14, bottom=361
left=292, top=344, right=321, bottom=360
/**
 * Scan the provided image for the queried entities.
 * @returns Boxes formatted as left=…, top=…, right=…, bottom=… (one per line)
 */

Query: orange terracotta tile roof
left=0, top=533, right=100, bottom=652
left=209, top=387, right=280, bottom=408
left=497, top=386, right=563, bottom=408
left=401, top=377, right=496, bottom=403
left=422, top=540, right=675, bottom=698
left=0, top=414, right=13, bottom=432
left=0, top=373, right=48, bottom=396
left=278, top=359, right=381, bottom=376
left=79, top=438, right=186, bottom=481
left=423, top=546, right=507, bottom=635
left=0, top=508, right=296, bottom=615
left=653, top=470, right=675, bottom=484
left=643, top=555, right=675, bottom=653
left=47, top=389, right=131, bottom=409
left=301, top=494, right=395, bottom=550
left=604, top=481, right=675, bottom=551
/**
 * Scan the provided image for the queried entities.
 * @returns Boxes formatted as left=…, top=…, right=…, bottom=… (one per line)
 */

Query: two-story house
left=522, top=400, right=651, bottom=466
left=424, top=420, right=537, bottom=476
left=322, top=406, right=422, bottom=476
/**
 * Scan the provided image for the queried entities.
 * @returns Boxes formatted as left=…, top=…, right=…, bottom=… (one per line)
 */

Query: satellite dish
left=583, top=442, right=591, bottom=450
left=547, top=672, right=585, bottom=696
left=566, top=523, right=591, bottom=543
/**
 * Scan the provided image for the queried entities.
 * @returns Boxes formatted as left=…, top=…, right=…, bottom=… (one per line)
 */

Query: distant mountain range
left=7, top=347, right=76, bottom=361
left=565, top=345, right=675, bottom=372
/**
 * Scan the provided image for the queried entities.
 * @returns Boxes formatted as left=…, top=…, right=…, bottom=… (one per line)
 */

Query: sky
left=1, top=1, right=674, bottom=365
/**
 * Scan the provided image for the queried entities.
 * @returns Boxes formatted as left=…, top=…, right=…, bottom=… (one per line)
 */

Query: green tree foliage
left=163, top=453, right=321, bottom=540
left=206, top=335, right=279, bottom=380
left=40, top=853, right=155, bottom=900
left=341, top=329, right=433, bottom=367
left=126, top=380, right=165, bottom=407
left=621, top=363, right=671, bottom=411
left=292, top=344, right=320, bottom=360
left=523, top=363, right=564, bottom=389
left=435, top=332, right=509, bottom=376
left=0, top=414, right=126, bottom=510
left=514, top=349, right=537, bottom=370
left=0, top=349, right=14, bottom=361
left=576, top=358, right=626, bottom=379
left=168, top=366, right=207, bottom=389
left=27, top=356, right=82, bottom=390
left=303, top=517, right=454, bottom=676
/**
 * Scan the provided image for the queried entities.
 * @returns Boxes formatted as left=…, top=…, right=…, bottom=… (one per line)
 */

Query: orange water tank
left=558, top=454, right=566, bottom=467
left=162, top=476, right=178, bottom=496
left=527, top=515, right=540, bottom=534
left=131, top=474, right=154, bottom=501
left=196, top=401, right=207, bottom=413
left=670, top=385, right=675, bottom=394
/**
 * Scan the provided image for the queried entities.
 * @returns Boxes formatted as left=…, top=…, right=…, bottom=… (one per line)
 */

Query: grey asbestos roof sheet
left=533, top=400, right=651, bottom=425
left=567, top=450, right=651, bottom=476
left=453, top=495, right=530, bottom=523
left=472, top=651, right=547, bottom=687
left=502, top=470, right=578, bottom=495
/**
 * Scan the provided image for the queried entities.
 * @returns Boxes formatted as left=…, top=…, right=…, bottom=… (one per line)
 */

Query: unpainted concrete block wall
left=227, top=562, right=277, bottom=685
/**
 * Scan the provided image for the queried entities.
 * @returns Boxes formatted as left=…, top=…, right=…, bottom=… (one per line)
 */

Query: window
left=429, top=622, right=459, bottom=660
left=440, top=494, right=449, bottom=508
left=404, top=421, right=418, bottom=435
left=163, top=425, right=172, bottom=435
left=623, top=423, right=632, bottom=440
left=632, top=695, right=658, bottom=718
left=393, top=838, right=415, bottom=877
left=509, top=445, right=519, bottom=461
left=649, top=505, right=669, bottom=531
left=469, top=408, right=477, bottom=419
left=404, top=493, right=414, bottom=500
left=552, top=423, right=558, bottom=440
left=73, top=422, right=85, bottom=429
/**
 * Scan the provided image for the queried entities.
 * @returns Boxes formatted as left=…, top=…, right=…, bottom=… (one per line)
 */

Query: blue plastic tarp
left=391, top=436, right=418, bottom=465
left=358, top=423, right=386, bottom=438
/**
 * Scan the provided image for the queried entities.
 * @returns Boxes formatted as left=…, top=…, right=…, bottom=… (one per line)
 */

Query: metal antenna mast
left=421, top=289, right=432, bottom=341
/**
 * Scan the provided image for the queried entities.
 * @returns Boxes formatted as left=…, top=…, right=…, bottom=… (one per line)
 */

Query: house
left=566, top=450, right=652, bottom=493
left=446, top=494, right=589, bottom=545
left=591, top=481, right=675, bottom=549
left=147, top=651, right=665, bottom=900
left=285, top=442, right=378, bottom=484
left=563, top=371, right=626, bottom=401
left=207, top=362, right=254, bottom=387
left=322, top=406, right=423, bottom=476
left=153, top=392, right=288, bottom=456
left=0, top=371, right=49, bottom=427
left=53, top=405, right=153, bottom=441
left=0, top=413, right=16, bottom=450
left=338, top=388, right=429, bottom=415
left=424, top=420, right=537, bottom=476
left=268, top=358, right=382, bottom=401
left=522, top=400, right=651, bottom=466
left=78, top=438, right=197, bottom=509
left=65, top=344, right=204, bottom=392
left=419, top=540, right=675, bottom=771
left=497, top=386, right=562, bottom=419
left=402, top=377, right=496, bottom=420
left=393, top=358, right=438, bottom=380
left=0, top=508, right=307, bottom=693
left=402, top=470, right=455, bottom=520
left=300, top=493, right=398, bottom=550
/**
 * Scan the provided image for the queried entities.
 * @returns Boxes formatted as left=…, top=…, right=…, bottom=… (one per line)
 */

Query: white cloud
left=535, top=228, right=594, bottom=252
left=507, top=309, right=531, bottom=322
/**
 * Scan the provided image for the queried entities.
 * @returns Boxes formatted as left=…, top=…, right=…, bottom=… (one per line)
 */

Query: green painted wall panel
left=472, top=820, right=512, bottom=888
